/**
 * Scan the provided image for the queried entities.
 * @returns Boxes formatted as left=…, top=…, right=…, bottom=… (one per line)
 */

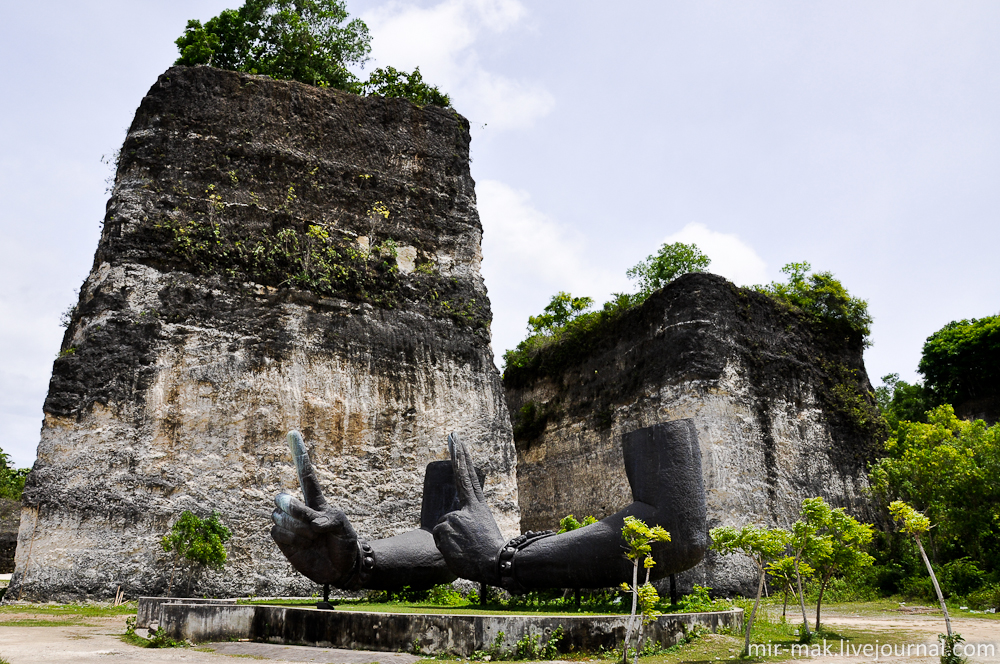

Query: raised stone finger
left=448, top=433, right=478, bottom=507
left=460, top=440, right=485, bottom=503
left=288, top=430, right=329, bottom=510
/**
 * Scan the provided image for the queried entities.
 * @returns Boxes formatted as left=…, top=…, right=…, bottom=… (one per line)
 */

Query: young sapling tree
left=619, top=515, right=670, bottom=664
left=802, top=502, right=874, bottom=630
left=766, top=555, right=814, bottom=621
left=890, top=501, right=953, bottom=636
left=162, top=510, right=232, bottom=596
left=710, top=524, right=790, bottom=656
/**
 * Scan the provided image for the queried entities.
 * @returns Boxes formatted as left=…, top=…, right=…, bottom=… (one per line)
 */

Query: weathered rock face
left=504, top=273, right=885, bottom=595
left=11, top=66, right=518, bottom=601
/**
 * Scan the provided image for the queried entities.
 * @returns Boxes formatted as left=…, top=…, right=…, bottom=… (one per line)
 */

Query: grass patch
left=0, top=618, right=91, bottom=627
left=0, top=601, right=137, bottom=617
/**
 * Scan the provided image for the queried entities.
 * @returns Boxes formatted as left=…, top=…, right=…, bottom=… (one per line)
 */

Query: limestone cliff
left=504, top=273, right=885, bottom=595
left=11, top=65, right=518, bottom=601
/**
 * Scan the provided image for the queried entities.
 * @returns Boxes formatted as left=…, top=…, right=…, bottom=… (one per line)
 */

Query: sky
left=1, top=1, right=998, bottom=468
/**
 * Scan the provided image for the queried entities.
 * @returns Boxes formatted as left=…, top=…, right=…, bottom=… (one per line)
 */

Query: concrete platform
left=138, top=597, right=743, bottom=656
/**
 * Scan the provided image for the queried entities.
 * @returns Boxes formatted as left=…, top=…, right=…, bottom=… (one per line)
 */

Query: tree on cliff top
left=918, top=314, right=1000, bottom=407
left=175, top=0, right=450, bottom=106
left=755, top=261, right=873, bottom=348
left=626, top=241, right=711, bottom=298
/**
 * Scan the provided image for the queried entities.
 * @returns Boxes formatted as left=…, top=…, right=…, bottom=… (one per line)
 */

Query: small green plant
left=620, top=516, right=670, bottom=664
left=162, top=510, right=231, bottom=597
left=470, top=627, right=564, bottom=661
left=940, top=632, right=968, bottom=664
left=558, top=514, right=597, bottom=533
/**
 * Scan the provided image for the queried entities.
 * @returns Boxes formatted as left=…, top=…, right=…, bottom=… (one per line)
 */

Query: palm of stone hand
left=270, top=432, right=361, bottom=586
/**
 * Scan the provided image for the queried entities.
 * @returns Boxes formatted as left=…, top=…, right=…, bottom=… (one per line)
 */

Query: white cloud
left=477, top=180, right=619, bottom=363
left=662, top=223, right=769, bottom=287
left=362, top=0, right=554, bottom=130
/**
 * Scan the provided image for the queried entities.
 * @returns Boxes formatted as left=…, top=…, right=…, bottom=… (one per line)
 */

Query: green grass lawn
left=0, top=601, right=136, bottom=618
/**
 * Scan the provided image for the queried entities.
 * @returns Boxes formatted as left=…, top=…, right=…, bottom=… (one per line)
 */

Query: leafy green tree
left=710, top=524, right=789, bottom=656
left=788, top=498, right=834, bottom=638
left=361, top=66, right=450, bottom=107
left=626, top=242, right=710, bottom=298
left=175, top=0, right=370, bottom=89
left=619, top=516, right=670, bottom=664
left=162, top=510, right=232, bottom=596
left=799, top=499, right=874, bottom=630
left=755, top=262, right=873, bottom=347
left=919, top=315, right=1000, bottom=407
left=766, top=555, right=814, bottom=621
left=0, top=450, right=29, bottom=501
left=870, top=405, right=1000, bottom=573
left=527, top=292, right=594, bottom=335
left=875, top=373, right=936, bottom=429
left=175, top=1, right=450, bottom=105
left=890, top=501, right=954, bottom=638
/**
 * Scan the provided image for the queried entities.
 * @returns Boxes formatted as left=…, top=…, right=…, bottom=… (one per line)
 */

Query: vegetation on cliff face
left=175, top=0, right=449, bottom=106
left=154, top=199, right=402, bottom=307
left=753, top=261, right=872, bottom=348
left=502, top=242, right=710, bottom=375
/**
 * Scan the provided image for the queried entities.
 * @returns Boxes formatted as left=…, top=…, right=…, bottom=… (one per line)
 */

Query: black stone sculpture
left=271, top=431, right=457, bottom=590
left=272, top=420, right=707, bottom=592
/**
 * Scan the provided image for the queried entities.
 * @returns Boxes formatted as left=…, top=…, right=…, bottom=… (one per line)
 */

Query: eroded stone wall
left=504, top=273, right=884, bottom=595
left=11, top=66, right=518, bottom=601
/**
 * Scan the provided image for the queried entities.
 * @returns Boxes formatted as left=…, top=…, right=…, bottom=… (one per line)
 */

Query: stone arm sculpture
left=271, top=431, right=463, bottom=590
left=433, top=419, right=708, bottom=592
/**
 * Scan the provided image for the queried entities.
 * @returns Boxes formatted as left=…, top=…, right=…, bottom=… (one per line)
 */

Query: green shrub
left=967, top=583, right=1000, bottom=611
left=0, top=449, right=28, bottom=501
left=941, top=558, right=986, bottom=596
left=428, top=583, right=464, bottom=606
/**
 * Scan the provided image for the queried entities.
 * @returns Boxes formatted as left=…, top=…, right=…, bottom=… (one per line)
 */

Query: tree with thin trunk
left=789, top=498, right=832, bottom=639
left=162, top=510, right=232, bottom=597
left=802, top=504, right=874, bottom=631
left=766, top=556, right=814, bottom=621
left=619, top=516, right=670, bottom=664
left=889, top=501, right=953, bottom=636
left=710, top=525, right=789, bottom=657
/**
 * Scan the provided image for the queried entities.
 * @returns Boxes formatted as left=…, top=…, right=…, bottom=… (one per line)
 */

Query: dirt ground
left=770, top=606, right=999, bottom=664
left=0, top=608, right=995, bottom=663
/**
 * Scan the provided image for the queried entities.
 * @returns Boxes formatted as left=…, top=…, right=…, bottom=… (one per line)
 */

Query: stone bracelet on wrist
left=497, top=530, right=555, bottom=594
left=341, top=539, right=376, bottom=590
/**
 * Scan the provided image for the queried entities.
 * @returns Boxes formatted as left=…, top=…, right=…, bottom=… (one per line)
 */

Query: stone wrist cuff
left=497, top=530, right=554, bottom=594
left=341, top=539, right=375, bottom=590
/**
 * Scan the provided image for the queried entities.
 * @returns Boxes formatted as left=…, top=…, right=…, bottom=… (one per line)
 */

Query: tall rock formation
left=11, top=66, right=518, bottom=601
left=503, top=273, right=885, bottom=594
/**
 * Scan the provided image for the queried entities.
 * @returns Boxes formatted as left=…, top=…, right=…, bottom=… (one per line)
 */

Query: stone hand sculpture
left=433, top=419, right=708, bottom=592
left=431, top=434, right=508, bottom=583
left=271, top=431, right=460, bottom=590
